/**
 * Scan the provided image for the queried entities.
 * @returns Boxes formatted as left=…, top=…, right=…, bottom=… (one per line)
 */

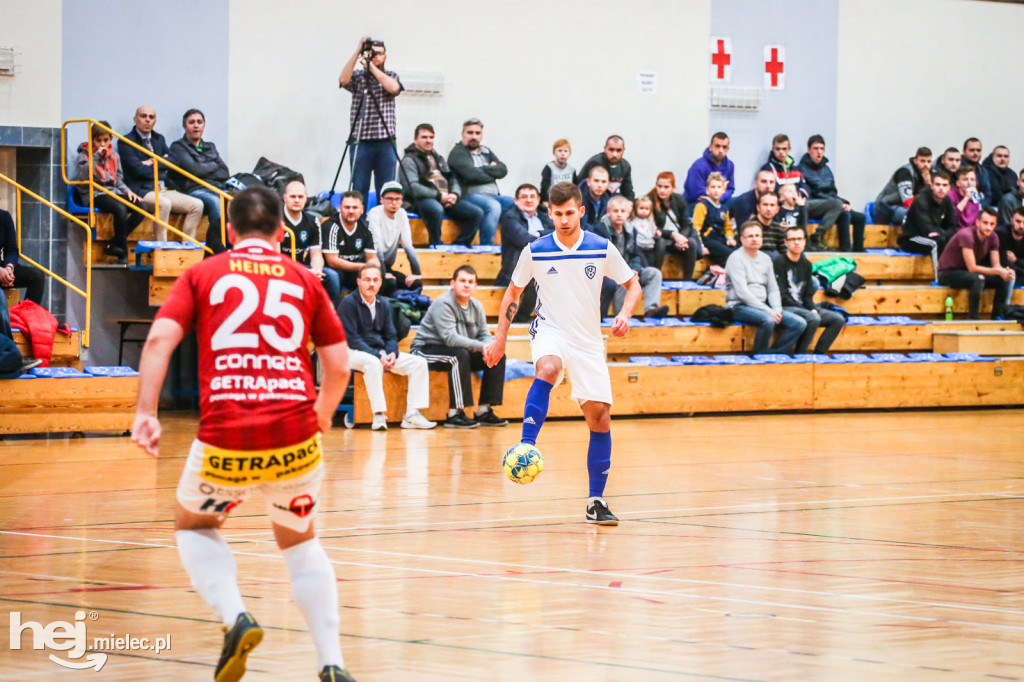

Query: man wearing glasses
left=366, top=181, right=422, bottom=295
left=773, top=226, right=846, bottom=354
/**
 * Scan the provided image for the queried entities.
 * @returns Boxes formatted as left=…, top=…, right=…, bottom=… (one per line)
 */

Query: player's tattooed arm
left=505, top=302, right=519, bottom=322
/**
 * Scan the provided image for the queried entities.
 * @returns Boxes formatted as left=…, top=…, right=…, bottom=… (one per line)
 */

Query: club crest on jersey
left=355, top=238, right=363, bottom=249
left=585, top=263, right=597, bottom=279
left=299, top=231, right=308, bottom=242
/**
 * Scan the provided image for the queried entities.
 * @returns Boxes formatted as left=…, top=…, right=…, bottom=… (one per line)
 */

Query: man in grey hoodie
left=412, top=264, right=507, bottom=428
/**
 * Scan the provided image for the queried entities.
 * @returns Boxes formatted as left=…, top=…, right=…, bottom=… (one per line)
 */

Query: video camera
left=361, top=38, right=385, bottom=59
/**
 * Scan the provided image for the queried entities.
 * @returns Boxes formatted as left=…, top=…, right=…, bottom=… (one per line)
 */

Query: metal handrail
left=0, top=172, right=94, bottom=347
left=60, top=118, right=296, bottom=257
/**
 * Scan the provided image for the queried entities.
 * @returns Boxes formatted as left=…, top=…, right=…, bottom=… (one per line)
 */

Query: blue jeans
left=318, top=266, right=342, bottom=308
left=190, top=188, right=228, bottom=253
left=350, top=140, right=397, bottom=208
left=731, top=305, right=807, bottom=355
left=416, top=197, right=485, bottom=246
left=464, top=193, right=515, bottom=245
left=785, top=306, right=846, bottom=354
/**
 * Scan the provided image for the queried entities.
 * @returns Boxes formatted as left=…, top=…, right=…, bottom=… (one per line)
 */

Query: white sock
left=447, top=408, right=459, bottom=417
left=476, top=405, right=491, bottom=414
left=284, top=538, right=344, bottom=669
left=175, top=529, right=246, bottom=626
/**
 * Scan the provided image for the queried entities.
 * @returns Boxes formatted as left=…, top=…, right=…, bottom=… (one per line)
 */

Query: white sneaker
left=400, top=412, right=437, bottom=429
left=371, top=414, right=388, bottom=431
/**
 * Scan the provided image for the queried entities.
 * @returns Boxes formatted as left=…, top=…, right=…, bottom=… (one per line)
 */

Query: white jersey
left=511, top=229, right=633, bottom=348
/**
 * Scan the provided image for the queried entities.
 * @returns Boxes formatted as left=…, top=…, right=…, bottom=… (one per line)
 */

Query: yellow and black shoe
left=214, top=612, right=264, bottom=682
left=319, top=665, right=357, bottom=682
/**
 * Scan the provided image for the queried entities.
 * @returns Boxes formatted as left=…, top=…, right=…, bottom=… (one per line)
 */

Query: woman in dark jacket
left=647, top=171, right=703, bottom=280
left=168, top=109, right=231, bottom=253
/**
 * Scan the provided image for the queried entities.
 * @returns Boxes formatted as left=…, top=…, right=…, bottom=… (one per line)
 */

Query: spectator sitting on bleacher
left=796, top=135, right=865, bottom=252
left=596, top=196, right=668, bottom=319
left=167, top=109, right=230, bottom=254
left=960, top=138, right=994, bottom=207
left=776, top=184, right=807, bottom=233
left=935, top=147, right=960, bottom=179
left=875, top=147, right=932, bottom=226
left=580, top=165, right=611, bottom=231
left=753, top=192, right=786, bottom=258
left=74, top=121, right=144, bottom=264
left=726, top=221, right=805, bottom=355
left=539, top=138, right=576, bottom=208
left=983, top=146, right=1016, bottom=207
left=692, top=172, right=734, bottom=268
left=400, top=123, right=483, bottom=246
left=118, top=106, right=204, bottom=243
left=729, top=169, right=776, bottom=229
left=411, top=264, right=507, bottom=429
left=497, top=183, right=552, bottom=322
left=773, top=225, right=845, bottom=354
left=367, top=182, right=422, bottom=296
left=1, top=209, right=45, bottom=305
left=900, top=170, right=957, bottom=281
left=997, top=169, right=1024, bottom=226
left=937, top=207, right=1015, bottom=320
left=949, top=167, right=982, bottom=230
left=683, top=132, right=735, bottom=205
left=997, top=207, right=1024, bottom=280
left=447, top=118, right=514, bottom=246
left=281, top=180, right=341, bottom=307
left=630, top=195, right=664, bottom=270
left=761, top=133, right=805, bottom=190
left=647, top=172, right=697, bottom=265
left=337, top=264, right=436, bottom=431
left=320, top=190, right=380, bottom=291
left=577, top=135, right=634, bottom=200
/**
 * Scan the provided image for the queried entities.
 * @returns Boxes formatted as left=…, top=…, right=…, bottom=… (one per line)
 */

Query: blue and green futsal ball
left=503, top=443, right=544, bottom=484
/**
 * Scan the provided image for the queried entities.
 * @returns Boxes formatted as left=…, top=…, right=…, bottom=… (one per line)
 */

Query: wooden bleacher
left=1, top=372, right=136, bottom=434
left=128, top=220, right=1024, bottom=425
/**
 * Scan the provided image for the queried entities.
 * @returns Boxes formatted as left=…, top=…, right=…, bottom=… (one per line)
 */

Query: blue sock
left=587, top=430, right=612, bottom=498
left=521, top=378, right=553, bottom=445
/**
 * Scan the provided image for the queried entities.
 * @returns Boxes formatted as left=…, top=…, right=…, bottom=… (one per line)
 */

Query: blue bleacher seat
left=67, top=185, right=96, bottom=215
left=864, top=202, right=875, bottom=224
left=84, top=366, right=141, bottom=377
left=30, top=367, right=91, bottom=378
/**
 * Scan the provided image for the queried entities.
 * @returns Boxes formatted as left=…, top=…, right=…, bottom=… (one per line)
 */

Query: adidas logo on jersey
left=524, top=417, right=536, bottom=424
left=547, top=266, right=558, bottom=275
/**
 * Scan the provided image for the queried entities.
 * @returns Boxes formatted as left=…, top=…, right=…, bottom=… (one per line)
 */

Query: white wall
left=0, top=0, right=61, bottom=127
left=837, top=0, right=1024, bottom=208
left=229, top=0, right=711, bottom=198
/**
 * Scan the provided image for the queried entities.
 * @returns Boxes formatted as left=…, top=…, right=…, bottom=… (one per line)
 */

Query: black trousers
left=91, top=192, right=144, bottom=251
left=664, top=235, right=703, bottom=280
left=414, top=343, right=505, bottom=410
left=938, top=269, right=1012, bottom=319
left=4, top=264, right=45, bottom=304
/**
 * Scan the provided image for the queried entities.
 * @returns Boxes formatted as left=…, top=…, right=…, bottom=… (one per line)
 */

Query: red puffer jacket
left=9, top=300, right=72, bottom=367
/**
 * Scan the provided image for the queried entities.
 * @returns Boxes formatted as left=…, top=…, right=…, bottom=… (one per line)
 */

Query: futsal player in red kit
left=132, top=187, right=356, bottom=682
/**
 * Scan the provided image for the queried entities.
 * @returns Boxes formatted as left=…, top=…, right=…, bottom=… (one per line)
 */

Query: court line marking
left=217, top=489, right=1024, bottom=536
left=2, top=529, right=1023, bottom=631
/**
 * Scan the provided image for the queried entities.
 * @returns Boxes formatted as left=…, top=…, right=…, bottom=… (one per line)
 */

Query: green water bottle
left=944, top=296, right=954, bottom=321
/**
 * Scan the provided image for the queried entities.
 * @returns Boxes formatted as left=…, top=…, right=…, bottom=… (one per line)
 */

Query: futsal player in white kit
left=484, top=181, right=641, bottom=525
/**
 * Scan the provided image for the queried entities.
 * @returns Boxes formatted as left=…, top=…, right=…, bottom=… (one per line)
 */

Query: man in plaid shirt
left=339, top=36, right=404, bottom=211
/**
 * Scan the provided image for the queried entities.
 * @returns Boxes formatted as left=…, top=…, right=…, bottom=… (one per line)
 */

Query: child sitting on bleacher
left=630, top=195, right=662, bottom=269
left=776, top=184, right=807, bottom=235
left=539, top=139, right=577, bottom=208
left=692, top=172, right=735, bottom=267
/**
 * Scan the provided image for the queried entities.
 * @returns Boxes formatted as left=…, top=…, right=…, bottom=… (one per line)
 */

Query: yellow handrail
left=0, top=172, right=94, bottom=347
left=60, top=118, right=296, bottom=257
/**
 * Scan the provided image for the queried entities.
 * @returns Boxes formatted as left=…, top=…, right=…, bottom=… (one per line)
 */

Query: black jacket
left=496, top=208, right=553, bottom=286
left=982, top=155, right=1017, bottom=206
left=447, top=142, right=507, bottom=195
left=647, top=191, right=690, bottom=234
left=118, top=127, right=171, bottom=195
left=0, top=209, right=19, bottom=268
left=400, top=143, right=463, bottom=208
left=900, top=190, right=957, bottom=246
left=336, top=293, right=399, bottom=356
left=772, top=253, right=816, bottom=309
left=167, top=137, right=230, bottom=193
left=578, top=153, right=634, bottom=200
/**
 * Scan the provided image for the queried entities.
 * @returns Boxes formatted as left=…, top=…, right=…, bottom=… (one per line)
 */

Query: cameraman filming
left=339, top=36, right=404, bottom=211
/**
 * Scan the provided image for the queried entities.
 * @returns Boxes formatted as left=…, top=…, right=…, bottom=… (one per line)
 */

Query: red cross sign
left=709, top=37, right=732, bottom=83
left=764, top=45, right=786, bottom=90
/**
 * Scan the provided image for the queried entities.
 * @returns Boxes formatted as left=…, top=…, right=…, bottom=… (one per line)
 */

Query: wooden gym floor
left=2, top=409, right=1023, bottom=681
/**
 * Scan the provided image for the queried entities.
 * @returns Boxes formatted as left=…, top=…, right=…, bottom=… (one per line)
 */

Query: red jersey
left=156, top=238, right=345, bottom=450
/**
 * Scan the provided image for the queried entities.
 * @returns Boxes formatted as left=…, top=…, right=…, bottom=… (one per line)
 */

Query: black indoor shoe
left=586, top=498, right=619, bottom=526
left=320, top=665, right=357, bottom=682
left=214, top=612, right=264, bottom=682
left=444, top=411, right=479, bottom=429
left=474, top=410, right=509, bottom=427
left=644, top=304, right=670, bottom=319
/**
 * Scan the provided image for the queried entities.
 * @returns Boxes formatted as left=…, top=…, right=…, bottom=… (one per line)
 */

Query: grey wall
left=709, top=0, right=839, bottom=194
left=61, top=0, right=230, bottom=365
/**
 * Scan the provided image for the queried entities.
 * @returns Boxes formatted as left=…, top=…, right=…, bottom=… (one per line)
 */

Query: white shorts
left=531, top=332, right=612, bottom=405
left=176, top=436, right=325, bottom=533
